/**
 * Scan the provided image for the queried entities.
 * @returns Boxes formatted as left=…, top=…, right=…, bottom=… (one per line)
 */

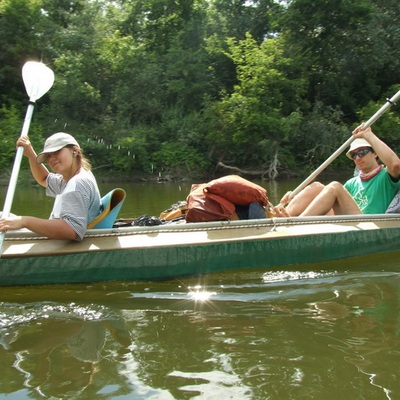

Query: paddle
left=0, top=61, right=54, bottom=255
left=283, top=89, right=400, bottom=205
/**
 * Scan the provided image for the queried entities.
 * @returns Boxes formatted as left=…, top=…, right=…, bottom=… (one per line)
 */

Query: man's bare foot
left=273, top=205, right=290, bottom=217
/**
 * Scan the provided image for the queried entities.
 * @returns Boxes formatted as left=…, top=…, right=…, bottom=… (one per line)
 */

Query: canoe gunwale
left=4, top=213, right=400, bottom=241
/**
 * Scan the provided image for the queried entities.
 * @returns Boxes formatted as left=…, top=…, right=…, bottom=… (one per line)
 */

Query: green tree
left=0, top=0, right=43, bottom=107
left=280, top=0, right=373, bottom=115
left=2, top=0, right=400, bottom=180
left=208, top=34, right=306, bottom=176
left=211, top=0, right=282, bottom=43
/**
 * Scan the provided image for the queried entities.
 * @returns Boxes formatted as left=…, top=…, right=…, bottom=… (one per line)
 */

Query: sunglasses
left=350, top=148, right=372, bottom=160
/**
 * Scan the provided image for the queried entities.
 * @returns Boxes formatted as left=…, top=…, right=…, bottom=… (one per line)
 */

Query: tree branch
left=217, top=151, right=280, bottom=180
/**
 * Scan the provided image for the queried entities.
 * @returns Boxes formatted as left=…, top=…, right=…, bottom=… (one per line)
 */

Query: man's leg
left=301, top=181, right=361, bottom=216
left=284, top=182, right=326, bottom=216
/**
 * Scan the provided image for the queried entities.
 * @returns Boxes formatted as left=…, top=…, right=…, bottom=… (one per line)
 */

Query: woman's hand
left=0, top=216, right=24, bottom=232
left=16, top=136, right=36, bottom=158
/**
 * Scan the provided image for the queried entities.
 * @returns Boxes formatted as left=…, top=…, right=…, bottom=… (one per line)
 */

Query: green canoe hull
left=1, top=215, right=400, bottom=286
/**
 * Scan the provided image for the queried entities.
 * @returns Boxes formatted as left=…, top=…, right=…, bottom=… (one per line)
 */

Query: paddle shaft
left=0, top=101, right=35, bottom=255
left=288, top=89, right=400, bottom=202
left=2, top=102, right=35, bottom=217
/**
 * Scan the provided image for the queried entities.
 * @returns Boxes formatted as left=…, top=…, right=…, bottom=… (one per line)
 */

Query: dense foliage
left=1, top=0, right=400, bottom=181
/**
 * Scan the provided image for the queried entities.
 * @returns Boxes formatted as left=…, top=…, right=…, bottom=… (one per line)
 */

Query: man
left=274, top=124, right=400, bottom=217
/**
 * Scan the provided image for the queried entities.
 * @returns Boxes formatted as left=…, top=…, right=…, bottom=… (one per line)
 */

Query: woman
left=0, top=132, right=101, bottom=240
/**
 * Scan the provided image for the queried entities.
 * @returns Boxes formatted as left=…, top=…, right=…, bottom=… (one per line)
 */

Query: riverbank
left=0, top=166, right=351, bottom=187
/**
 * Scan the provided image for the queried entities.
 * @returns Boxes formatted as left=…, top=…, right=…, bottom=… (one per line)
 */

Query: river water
left=0, top=180, right=400, bottom=399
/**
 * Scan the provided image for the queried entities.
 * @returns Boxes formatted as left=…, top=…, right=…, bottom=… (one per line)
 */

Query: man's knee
left=306, top=181, right=325, bottom=197
left=309, top=182, right=325, bottom=190
left=326, top=181, right=344, bottom=189
left=325, top=181, right=347, bottom=196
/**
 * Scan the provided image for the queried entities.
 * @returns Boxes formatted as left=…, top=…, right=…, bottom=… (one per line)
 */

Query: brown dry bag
left=185, top=183, right=236, bottom=222
left=205, top=175, right=268, bottom=206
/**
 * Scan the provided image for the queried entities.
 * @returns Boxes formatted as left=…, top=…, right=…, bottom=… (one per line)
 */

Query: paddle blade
left=22, top=61, right=55, bottom=102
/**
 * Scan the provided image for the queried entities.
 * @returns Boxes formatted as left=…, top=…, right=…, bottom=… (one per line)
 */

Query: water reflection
left=0, top=304, right=132, bottom=399
left=306, top=273, right=400, bottom=399
left=1, top=265, right=400, bottom=399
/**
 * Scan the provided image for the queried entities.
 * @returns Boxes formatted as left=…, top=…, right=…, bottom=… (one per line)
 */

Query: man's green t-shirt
left=344, top=168, right=400, bottom=214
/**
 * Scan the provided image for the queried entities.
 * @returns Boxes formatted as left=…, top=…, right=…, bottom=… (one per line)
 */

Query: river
left=0, top=180, right=399, bottom=399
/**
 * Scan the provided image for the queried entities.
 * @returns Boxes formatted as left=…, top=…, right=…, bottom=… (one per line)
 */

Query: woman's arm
left=17, top=136, right=49, bottom=187
left=0, top=216, right=77, bottom=240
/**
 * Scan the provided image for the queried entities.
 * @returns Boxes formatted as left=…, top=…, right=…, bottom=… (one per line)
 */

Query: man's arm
left=354, top=126, right=400, bottom=180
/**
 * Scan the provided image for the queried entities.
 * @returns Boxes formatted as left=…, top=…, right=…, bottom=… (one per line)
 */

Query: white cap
left=36, top=132, right=80, bottom=164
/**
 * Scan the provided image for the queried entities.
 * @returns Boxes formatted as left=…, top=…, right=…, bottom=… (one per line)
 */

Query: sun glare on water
left=187, top=285, right=217, bottom=302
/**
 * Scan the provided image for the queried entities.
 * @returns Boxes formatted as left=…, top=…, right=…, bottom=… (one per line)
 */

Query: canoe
left=1, top=213, right=400, bottom=286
